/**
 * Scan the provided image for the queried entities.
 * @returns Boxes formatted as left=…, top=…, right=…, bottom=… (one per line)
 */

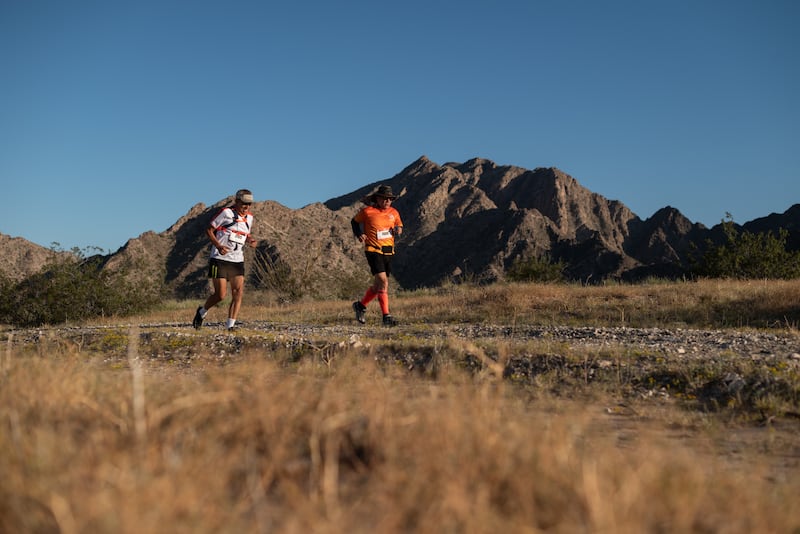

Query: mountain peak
left=399, top=155, right=439, bottom=176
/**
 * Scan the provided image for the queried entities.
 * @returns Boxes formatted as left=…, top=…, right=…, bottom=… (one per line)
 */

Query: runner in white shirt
left=193, top=189, right=257, bottom=331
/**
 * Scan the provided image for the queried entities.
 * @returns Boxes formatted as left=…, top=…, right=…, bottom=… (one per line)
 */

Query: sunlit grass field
left=117, top=277, right=800, bottom=330
left=2, top=279, right=799, bottom=533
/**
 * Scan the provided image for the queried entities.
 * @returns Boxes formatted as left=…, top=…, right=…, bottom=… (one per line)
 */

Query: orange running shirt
left=353, top=205, right=403, bottom=255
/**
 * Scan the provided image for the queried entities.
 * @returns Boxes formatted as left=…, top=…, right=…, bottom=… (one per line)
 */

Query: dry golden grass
left=390, top=278, right=800, bottom=329
left=1, top=345, right=798, bottom=533
left=2, top=279, right=799, bottom=533
left=148, top=277, right=798, bottom=330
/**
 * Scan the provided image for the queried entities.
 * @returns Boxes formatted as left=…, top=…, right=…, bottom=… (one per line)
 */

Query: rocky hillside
left=0, top=234, right=70, bottom=281
left=2, top=156, right=798, bottom=297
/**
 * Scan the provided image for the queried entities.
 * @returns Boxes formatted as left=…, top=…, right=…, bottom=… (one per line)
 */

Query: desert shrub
left=506, top=254, right=566, bottom=283
left=250, top=246, right=305, bottom=301
left=336, top=271, right=372, bottom=301
left=0, top=271, right=12, bottom=322
left=693, top=215, right=800, bottom=279
left=250, top=244, right=365, bottom=302
left=0, top=248, right=162, bottom=327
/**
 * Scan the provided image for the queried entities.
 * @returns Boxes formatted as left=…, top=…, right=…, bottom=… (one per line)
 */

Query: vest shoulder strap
left=220, top=207, right=250, bottom=231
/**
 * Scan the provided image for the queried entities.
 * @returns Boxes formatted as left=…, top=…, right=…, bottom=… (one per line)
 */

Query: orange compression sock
left=377, top=290, right=390, bottom=315
left=361, top=287, right=378, bottom=306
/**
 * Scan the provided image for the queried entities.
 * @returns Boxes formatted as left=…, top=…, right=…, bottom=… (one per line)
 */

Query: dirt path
left=7, top=321, right=800, bottom=360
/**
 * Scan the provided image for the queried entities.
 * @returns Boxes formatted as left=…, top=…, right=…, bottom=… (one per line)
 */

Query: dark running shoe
left=353, top=301, right=367, bottom=324
left=192, top=307, right=204, bottom=329
left=382, top=314, right=397, bottom=327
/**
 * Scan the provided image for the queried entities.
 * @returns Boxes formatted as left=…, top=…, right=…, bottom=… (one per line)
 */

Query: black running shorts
left=209, top=258, right=245, bottom=280
left=365, top=251, right=392, bottom=276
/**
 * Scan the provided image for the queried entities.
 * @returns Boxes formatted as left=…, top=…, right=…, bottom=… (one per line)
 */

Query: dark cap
left=373, top=185, right=397, bottom=199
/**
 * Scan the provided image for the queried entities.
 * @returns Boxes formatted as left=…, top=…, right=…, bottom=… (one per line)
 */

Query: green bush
left=0, top=248, right=162, bottom=327
left=693, top=215, right=800, bottom=279
left=506, top=254, right=566, bottom=283
left=0, top=271, right=13, bottom=323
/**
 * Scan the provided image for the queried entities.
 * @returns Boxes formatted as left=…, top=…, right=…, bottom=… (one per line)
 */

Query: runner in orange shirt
left=351, top=184, right=403, bottom=326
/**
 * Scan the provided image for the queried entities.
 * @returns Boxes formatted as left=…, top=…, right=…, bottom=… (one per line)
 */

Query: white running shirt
left=209, top=207, right=253, bottom=263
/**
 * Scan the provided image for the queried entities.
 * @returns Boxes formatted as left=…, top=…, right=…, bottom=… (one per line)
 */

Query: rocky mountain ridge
left=2, top=156, right=798, bottom=297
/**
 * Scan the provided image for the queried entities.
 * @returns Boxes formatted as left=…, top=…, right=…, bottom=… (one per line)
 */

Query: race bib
left=229, top=232, right=247, bottom=245
left=377, top=229, right=392, bottom=240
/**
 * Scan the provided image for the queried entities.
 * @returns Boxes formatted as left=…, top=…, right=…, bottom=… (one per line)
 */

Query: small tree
left=693, top=214, right=800, bottom=279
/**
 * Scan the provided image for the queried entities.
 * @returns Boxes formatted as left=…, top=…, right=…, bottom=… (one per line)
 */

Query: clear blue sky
left=2, top=0, right=798, bottom=253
